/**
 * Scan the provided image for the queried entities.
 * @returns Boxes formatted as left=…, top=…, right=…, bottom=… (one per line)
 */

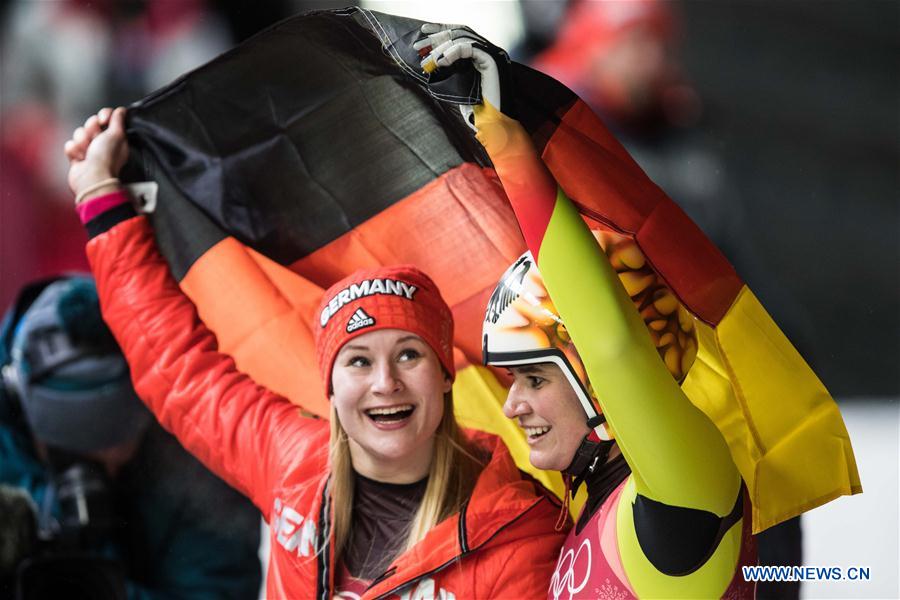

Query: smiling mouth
left=365, top=404, right=415, bottom=424
left=523, top=425, right=551, bottom=441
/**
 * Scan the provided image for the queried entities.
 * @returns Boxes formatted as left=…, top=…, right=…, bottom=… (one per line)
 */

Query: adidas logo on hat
left=346, top=308, right=375, bottom=333
left=320, top=278, right=418, bottom=327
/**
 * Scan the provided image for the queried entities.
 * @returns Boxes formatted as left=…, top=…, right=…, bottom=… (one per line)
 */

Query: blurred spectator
left=0, top=275, right=261, bottom=599
left=533, top=0, right=698, bottom=131
left=531, top=1, right=816, bottom=356
left=0, top=0, right=233, bottom=310
left=533, top=0, right=738, bottom=241
left=1, top=0, right=231, bottom=183
left=534, top=2, right=808, bottom=598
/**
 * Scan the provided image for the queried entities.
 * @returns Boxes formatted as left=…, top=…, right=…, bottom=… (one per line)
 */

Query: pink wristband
left=76, top=190, right=131, bottom=224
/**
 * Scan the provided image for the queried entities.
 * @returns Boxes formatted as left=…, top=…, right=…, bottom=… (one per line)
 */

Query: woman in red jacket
left=64, top=107, right=566, bottom=599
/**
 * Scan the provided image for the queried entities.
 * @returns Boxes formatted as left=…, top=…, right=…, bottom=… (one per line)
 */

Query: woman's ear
left=443, top=374, right=453, bottom=395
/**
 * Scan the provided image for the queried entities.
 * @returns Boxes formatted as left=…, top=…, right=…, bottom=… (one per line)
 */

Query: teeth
left=366, top=404, right=414, bottom=416
left=524, top=426, right=551, bottom=437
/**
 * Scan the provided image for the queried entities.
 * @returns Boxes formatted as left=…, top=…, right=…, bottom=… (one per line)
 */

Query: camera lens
left=56, top=463, right=115, bottom=538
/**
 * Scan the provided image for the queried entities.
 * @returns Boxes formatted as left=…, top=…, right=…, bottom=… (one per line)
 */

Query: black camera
left=53, top=462, right=118, bottom=550
left=10, top=459, right=126, bottom=600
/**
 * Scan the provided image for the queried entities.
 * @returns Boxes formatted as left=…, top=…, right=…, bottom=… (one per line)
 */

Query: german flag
left=123, top=8, right=859, bottom=532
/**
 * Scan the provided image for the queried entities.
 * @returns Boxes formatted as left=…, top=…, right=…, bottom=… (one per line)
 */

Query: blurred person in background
left=0, top=0, right=232, bottom=190
left=0, top=275, right=261, bottom=599
left=530, top=0, right=815, bottom=347
left=532, top=0, right=748, bottom=269
left=534, top=2, right=805, bottom=597
left=0, top=0, right=232, bottom=310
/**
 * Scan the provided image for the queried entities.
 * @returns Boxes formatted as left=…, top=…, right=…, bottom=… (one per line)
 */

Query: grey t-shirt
left=344, top=472, right=428, bottom=580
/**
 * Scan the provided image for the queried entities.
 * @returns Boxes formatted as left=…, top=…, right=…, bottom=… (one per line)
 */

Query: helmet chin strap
left=564, top=415, right=615, bottom=496
left=554, top=421, right=615, bottom=530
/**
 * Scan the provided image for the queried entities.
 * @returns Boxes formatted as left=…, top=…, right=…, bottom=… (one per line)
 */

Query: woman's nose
left=503, top=389, right=531, bottom=419
left=371, top=361, right=402, bottom=395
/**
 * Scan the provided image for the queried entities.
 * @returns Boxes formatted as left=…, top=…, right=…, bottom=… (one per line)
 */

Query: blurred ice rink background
left=802, top=399, right=899, bottom=598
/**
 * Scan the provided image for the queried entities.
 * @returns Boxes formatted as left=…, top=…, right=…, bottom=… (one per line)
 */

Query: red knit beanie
left=315, top=265, right=455, bottom=393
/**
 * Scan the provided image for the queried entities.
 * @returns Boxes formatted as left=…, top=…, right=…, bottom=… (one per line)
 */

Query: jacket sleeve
left=85, top=208, right=317, bottom=516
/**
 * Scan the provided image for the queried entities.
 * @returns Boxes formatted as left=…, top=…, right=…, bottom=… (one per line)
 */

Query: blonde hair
left=328, top=391, right=483, bottom=563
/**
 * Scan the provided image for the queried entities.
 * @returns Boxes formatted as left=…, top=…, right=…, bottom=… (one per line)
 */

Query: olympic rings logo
left=549, top=538, right=592, bottom=600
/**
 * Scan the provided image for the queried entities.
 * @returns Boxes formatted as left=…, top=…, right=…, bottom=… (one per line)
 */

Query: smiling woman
left=331, top=332, right=449, bottom=480
left=501, top=363, right=598, bottom=472
left=315, top=267, right=484, bottom=585
left=63, top=107, right=568, bottom=599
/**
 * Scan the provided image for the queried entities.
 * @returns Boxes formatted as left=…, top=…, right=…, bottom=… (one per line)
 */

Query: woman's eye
left=527, top=376, right=545, bottom=388
left=348, top=356, right=370, bottom=367
left=397, top=348, right=421, bottom=362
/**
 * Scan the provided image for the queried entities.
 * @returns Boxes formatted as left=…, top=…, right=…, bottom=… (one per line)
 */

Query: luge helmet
left=482, top=251, right=612, bottom=441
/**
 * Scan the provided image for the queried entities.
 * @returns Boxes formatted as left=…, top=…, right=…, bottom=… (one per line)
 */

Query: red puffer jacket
left=85, top=206, right=567, bottom=599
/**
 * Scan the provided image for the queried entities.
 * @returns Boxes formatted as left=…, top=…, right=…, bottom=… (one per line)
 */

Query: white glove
left=414, top=24, right=503, bottom=129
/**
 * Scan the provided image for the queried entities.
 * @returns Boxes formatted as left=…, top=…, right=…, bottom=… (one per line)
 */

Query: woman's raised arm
left=415, top=31, right=740, bottom=516
left=65, top=109, right=325, bottom=517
